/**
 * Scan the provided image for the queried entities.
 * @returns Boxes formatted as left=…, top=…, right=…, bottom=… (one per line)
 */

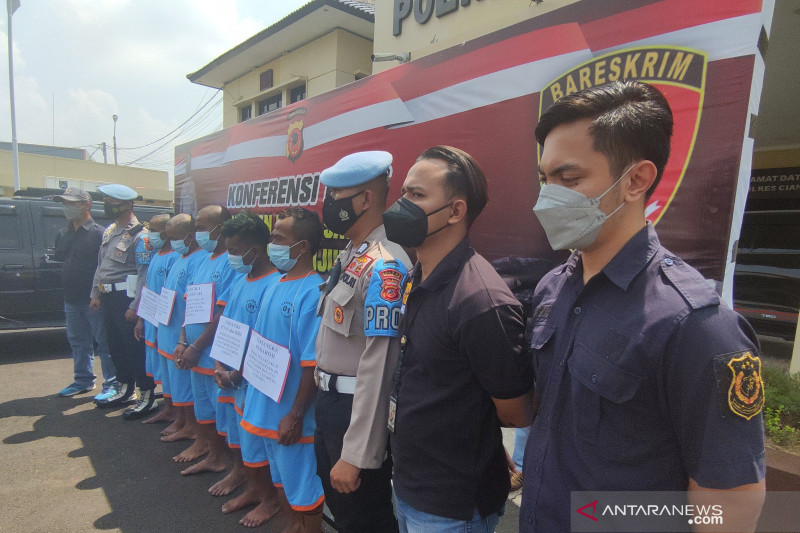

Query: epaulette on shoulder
left=128, top=223, right=144, bottom=235
left=660, top=255, right=719, bottom=311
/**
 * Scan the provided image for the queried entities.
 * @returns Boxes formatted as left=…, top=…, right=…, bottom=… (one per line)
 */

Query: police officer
left=90, top=184, right=155, bottom=416
left=520, top=81, right=765, bottom=531
left=315, top=151, right=411, bottom=533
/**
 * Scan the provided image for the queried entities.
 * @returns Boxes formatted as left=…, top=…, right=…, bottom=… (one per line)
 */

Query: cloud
left=0, top=0, right=305, bottom=178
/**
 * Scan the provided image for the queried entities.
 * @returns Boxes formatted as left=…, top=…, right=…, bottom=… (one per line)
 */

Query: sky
left=0, top=0, right=310, bottom=185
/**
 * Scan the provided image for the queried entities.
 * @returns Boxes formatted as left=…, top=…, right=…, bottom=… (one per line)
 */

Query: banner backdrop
left=175, top=0, right=766, bottom=293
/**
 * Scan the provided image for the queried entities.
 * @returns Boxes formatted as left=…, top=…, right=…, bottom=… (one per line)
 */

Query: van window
left=739, top=211, right=800, bottom=252
left=0, top=212, right=22, bottom=249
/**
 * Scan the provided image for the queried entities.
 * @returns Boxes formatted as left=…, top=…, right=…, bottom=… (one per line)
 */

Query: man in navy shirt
left=53, top=188, right=117, bottom=400
left=384, top=145, right=533, bottom=533
left=520, top=81, right=765, bottom=532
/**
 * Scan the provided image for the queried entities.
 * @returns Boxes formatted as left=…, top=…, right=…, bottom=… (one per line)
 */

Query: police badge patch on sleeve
left=713, top=351, right=765, bottom=420
left=364, top=259, right=407, bottom=337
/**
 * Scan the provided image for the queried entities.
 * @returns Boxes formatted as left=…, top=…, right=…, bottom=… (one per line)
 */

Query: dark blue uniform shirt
left=391, top=238, right=533, bottom=521
left=520, top=224, right=765, bottom=532
left=53, top=218, right=104, bottom=305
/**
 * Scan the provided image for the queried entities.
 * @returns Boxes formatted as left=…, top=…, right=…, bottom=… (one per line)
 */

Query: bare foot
left=222, top=488, right=261, bottom=514
left=209, top=468, right=246, bottom=496
left=161, top=418, right=184, bottom=437
left=181, top=453, right=227, bottom=476
left=142, top=407, right=175, bottom=425
left=173, top=440, right=209, bottom=463
left=240, top=500, right=282, bottom=528
left=161, top=425, right=196, bottom=443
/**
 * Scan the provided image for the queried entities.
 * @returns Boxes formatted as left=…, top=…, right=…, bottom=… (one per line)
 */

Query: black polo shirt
left=53, top=218, right=104, bottom=305
left=390, top=238, right=533, bottom=520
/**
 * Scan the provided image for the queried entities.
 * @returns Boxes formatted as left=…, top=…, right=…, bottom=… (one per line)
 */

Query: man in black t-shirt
left=53, top=188, right=117, bottom=399
left=382, top=146, right=534, bottom=532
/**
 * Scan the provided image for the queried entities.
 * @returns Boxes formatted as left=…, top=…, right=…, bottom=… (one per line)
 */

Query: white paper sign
left=155, top=287, right=177, bottom=325
left=184, top=283, right=215, bottom=325
left=242, top=331, right=291, bottom=403
left=136, top=287, right=161, bottom=326
left=209, top=316, right=251, bottom=370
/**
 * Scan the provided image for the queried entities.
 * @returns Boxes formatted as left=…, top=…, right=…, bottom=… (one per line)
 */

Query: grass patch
left=762, top=365, right=800, bottom=449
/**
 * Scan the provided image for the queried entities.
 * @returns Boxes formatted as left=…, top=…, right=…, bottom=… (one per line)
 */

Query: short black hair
left=276, top=207, right=323, bottom=254
left=221, top=211, right=270, bottom=247
left=535, top=80, right=673, bottom=199
left=417, top=145, right=488, bottom=226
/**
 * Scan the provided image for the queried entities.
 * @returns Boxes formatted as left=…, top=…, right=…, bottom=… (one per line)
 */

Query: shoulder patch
left=355, top=242, right=369, bottom=255
left=364, top=258, right=408, bottom=337
left=713, top=351, right=765, bottom=420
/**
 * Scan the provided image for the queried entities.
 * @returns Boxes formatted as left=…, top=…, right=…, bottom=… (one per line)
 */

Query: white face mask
left=532, top=163, right=636, bottom=251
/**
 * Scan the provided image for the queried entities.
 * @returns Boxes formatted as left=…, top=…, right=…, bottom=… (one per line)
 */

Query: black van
left=0, top=191, right=172, bottom=329
left=733, top=210, right=800, bottom=340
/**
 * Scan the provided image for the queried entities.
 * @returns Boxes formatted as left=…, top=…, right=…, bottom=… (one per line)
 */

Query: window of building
left=260, top=69, right=274, bottom=91
left=290, top=84, right=306, bottom=104
left=240, top=105, right=252, bottom=122
left=258, top=94, right=282, bottom=115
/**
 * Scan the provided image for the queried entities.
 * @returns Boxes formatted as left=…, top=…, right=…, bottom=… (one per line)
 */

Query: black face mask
left=104, top=202, right=129, bottom=218
left=382, top=197, right=451, bottom=248
left=322, top=190, right=365, bottom=235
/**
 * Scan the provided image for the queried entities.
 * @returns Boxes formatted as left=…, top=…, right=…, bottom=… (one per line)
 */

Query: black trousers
left=101, top=291, right=153, bottom=391
left=314, top=389, right=397, bottom=533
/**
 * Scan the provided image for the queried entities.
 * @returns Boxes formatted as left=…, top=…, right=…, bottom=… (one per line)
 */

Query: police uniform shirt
left=90, top=216, right=146, bottom=310
left=54, top=218, right=104, bottom=305
left=519, top=223, right=766, bottom=532
left=220, top=268, right=281, bottom=412
left=143, top=249, right=178, bottom=347
left=156, top=248, right=209, bottom=358
left=315, top=225, right=412, bottom=469
left=390, top=237, right=533, bottom=521
left=184, top=251, right=239, bottom=374
left=241, top=272, right=323, bottom=439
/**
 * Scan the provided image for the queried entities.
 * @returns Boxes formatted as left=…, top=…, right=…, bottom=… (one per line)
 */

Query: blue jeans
left=64, top=302, right=116, bottom=387
left=394, top=491, right=500, bottom=533
left=512, top=425, right=531, bottom=470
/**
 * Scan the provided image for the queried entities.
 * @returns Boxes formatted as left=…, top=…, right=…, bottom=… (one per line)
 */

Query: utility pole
left=102, top=142, right=107, bottom=164
left=7, top=0, right=21, bottom=192
left=112, top=114, right=118, bottom=165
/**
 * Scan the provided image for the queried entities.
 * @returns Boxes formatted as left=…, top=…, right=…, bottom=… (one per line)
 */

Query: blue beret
left=98, top=183, right=138, bottom=201
left=320, top=151, right=392, bottom=188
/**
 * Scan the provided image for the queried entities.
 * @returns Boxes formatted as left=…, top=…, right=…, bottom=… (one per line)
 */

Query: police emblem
left=144, top=235, right=154, bottom=251
left=334, top=305, right=344, bottom=324
left=726, top=352, right=765, bottom=420
left=286, top=107, right=306, bottom=162
left=338, top=209, right=350, bottom=222
left=379, top=269, right=403, bottom=303
left=246, top=299, right=258, bottom=313
left=540, top=46, right=707, bottom=224
left=212, top=270, right=221, bottom=281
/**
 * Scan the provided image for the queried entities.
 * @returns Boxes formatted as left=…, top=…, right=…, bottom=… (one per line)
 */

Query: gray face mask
left=532, top=163, right=635, bottom=251
left=62, top=204, right=83, bottom=221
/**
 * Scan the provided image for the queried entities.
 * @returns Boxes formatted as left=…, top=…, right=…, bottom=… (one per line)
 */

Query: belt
left=97, top=282, right=127, bottom=294
left=315, top=368, right=356, bottom=394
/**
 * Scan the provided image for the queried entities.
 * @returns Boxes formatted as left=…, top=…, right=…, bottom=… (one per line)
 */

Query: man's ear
left=360, top=189, right=374, bottom=212
left=625, top=161, right=658, bottom=202
left=448, top=198, right=469, bottom=225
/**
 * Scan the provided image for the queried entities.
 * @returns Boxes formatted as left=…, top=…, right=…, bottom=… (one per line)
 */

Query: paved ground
left=0, top=329, right=522, bottom=533
left=1, top=328, right=797, bottom=532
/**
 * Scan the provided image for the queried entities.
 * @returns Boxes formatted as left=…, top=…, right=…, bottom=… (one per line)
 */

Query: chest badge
left=333, top=305, right=344, bottom=324
left=726, top=352, right=765, bottom=420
